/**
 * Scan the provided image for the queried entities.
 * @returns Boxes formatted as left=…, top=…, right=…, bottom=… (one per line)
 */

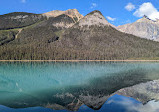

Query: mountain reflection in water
left=1, top=62, right=159, bottom=111
left=0, top=95, right=142, bottom=112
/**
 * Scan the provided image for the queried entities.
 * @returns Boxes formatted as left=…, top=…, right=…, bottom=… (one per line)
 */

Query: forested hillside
left=0, top=12, right=46, bottom=30
left=0, top=10, right=159, bottom=60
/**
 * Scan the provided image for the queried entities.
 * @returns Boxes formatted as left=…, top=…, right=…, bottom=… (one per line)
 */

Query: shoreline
left=1, top=60, right=159, bottom=62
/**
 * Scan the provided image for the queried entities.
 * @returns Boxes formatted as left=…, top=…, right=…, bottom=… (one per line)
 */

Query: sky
left=1, top=0, right=159, bottom=26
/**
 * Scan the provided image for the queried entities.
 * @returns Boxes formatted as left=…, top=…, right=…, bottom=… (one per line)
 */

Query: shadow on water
left=86, top=68, right=151, bottom=95
left=62, top=67, right=159, bottom=110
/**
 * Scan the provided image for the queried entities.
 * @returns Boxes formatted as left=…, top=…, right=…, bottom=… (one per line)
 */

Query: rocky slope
left=76, top=11, right=110, bottom=27
left=43, top=9, right=83, bottom=22
left=118, top=16, right=159, bottom=41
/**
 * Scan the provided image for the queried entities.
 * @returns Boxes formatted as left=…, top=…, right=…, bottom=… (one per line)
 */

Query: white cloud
left=91, top=3, right=97, bottom=9
left=133, top=2, right=159, bottom=20
left=125, top=3, right=136, bottom=11
left=21, top=0, right=26, bottom=3
left=106, top=16, right=116, bottom=21
left=107, top=96, right=159, bottom=112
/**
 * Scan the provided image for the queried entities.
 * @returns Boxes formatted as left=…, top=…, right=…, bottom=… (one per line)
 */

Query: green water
left=0, top=62, right=159, bottom=110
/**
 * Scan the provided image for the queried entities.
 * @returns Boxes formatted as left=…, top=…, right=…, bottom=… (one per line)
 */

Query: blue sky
left=1, top=0, right=159, bottom=26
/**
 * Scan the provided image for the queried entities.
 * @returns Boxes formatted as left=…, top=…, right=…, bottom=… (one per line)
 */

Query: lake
left=1, top=61, right=159, bottom=111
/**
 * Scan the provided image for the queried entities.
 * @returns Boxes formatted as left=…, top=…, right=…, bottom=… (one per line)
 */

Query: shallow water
left=0, top=62, right=159, bottom=110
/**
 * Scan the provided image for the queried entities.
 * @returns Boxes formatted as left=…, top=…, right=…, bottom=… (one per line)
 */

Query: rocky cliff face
left=118, top=16, right=159, bottom=41
left=43, top=9, right=83, bottom=22
left=76, top=11, right=110, bottom=27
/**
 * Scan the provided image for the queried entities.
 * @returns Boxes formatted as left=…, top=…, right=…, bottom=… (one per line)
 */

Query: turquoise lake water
left=1, top=62, right=159, bottom=111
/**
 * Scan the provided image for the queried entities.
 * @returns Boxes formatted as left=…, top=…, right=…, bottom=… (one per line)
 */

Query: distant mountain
left=1, top=10, right=159, bottom=60
left=118, top=16, right=159, bottom=41
left=43, top=9, right=83, bottom=22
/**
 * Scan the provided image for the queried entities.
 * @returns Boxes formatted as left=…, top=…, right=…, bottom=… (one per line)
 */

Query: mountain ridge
left=74, top=10, right=110, bottom=28
left=118, top=16, right=159, bottom=41
left=43, top=9, right=83, bottom=22
left=1, top=10, right=159, bottom=60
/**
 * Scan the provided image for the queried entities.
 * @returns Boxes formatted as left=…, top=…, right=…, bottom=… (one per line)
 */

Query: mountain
left=0, top=9, right=82, bottom=30
left=0, top=12, right=46, bottom=30
left=43, top=9, right=83, bottom=22
left=2, top=9, right=159, bottom=111
left=1, top=10, right=159, bottom=60
left=0, top=10, right=77, bottom=48
left=15, top=14, right=76, bottom=45
left=75, top=10, right=110, bottom=27
left=118, top=16, right=159, bottom=41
